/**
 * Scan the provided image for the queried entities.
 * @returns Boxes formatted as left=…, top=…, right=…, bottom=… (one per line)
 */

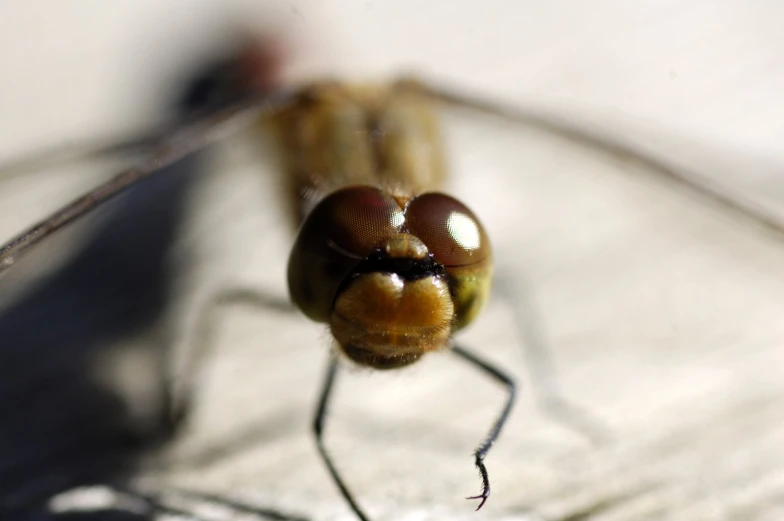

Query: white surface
left=1, top=1, right=783, bottom=152
left=2, top=2, right=784, bottom=520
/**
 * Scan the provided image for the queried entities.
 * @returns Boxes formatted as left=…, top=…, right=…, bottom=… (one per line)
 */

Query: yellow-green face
left=287, top=186, right=492, bottom=369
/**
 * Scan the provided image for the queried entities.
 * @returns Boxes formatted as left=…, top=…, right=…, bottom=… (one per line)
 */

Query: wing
left=0, top=132, right=158, bottom=182
left=0, top=91, right=296, bottom=278
left=408, top=78, right=784, bottom=238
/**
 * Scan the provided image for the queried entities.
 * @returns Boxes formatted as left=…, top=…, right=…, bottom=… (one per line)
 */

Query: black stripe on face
left=350, top=247, right=446, bottom=281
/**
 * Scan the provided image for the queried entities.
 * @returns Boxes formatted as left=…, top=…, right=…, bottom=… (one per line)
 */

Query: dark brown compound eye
left=405, top=192, right=491, bottom=267
left=405, top=192, right=493, bottom=332
left=288, top=186, right=404, bottom=323
left=319, top=186, right=405, bottom=256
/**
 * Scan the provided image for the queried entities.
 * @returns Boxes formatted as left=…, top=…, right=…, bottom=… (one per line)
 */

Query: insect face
left=287, top=186, right=492, bottom=369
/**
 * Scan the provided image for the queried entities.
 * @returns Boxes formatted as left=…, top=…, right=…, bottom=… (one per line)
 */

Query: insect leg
left=495, top=267, right=612, bottom=444
left=166, top=287, right=295, bottom=433
left=108, top=486, right=204, bottom=520
left=312, top=357, right=372, bottom=521
left=451, top=344, right=516, bottom=511
left=133, top=487, right=311, bottom=521
left=13, top=484, right=203, bottom=521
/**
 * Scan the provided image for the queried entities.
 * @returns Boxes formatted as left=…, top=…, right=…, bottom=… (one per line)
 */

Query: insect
left=2, top=36, right=782, bottom=521
left=1, top=38, right=516, bottom=521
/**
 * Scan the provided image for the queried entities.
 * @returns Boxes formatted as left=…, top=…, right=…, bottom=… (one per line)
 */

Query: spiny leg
left=164, top=287, right=295, bottom=435
left=115, top=487, right=204, bottom=520
left=312, top=347, right=515, bottom=518
left=312, top=356, right=373, bottom=521
left=495, top=268, right=612, bottom=444
left=31, top=484, right=201, bottom=520
left=451, top=345, right=516, bottom=511
left=139, top=487, right=311, bottom=521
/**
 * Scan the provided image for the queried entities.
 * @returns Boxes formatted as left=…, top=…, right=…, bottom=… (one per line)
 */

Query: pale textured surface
left=1, top=2, right=783, bottom=521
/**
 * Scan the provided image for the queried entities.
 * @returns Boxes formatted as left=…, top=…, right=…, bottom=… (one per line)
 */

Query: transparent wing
left=0, top=94, right=293, bottom=278
left=0, top=131, right=160, bottom=182
left=413, top=78, right=784, bottom=238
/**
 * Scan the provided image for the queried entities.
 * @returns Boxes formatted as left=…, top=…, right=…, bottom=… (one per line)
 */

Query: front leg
left=165, top=287, right=294, bottom=437
left=451, top=344, right=517, bottom=510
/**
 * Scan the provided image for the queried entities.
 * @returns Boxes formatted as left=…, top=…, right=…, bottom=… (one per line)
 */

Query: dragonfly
left=2, top=36, right=783, bottom=521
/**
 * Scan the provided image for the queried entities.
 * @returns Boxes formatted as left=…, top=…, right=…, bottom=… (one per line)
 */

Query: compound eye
left=317, top=186, right=405, bottom=256
left=288, top=186, right=404, bottom=323
left=405, top=193, right=491, bottom=267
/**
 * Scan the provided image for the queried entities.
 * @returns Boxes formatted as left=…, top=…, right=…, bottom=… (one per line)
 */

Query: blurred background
left=1, top=1, right=783, bottom=520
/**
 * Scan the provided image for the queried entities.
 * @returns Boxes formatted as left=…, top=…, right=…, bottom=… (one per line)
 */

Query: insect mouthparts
left=354, top=248, right=445, bottom=281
